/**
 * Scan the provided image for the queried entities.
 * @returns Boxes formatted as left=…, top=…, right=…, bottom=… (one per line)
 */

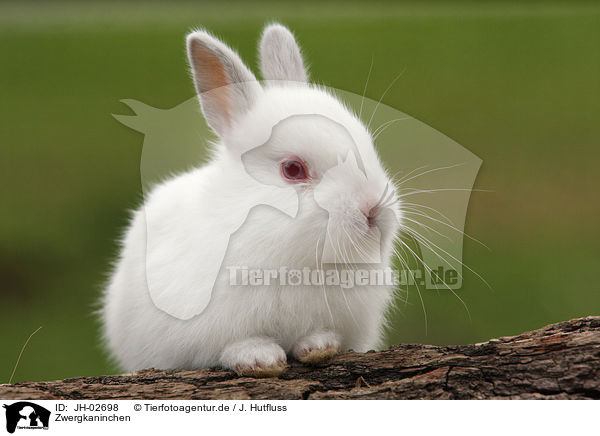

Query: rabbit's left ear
left=259, top=23, right=308, bottom=84
left=187, top=30, right=261, bottom=137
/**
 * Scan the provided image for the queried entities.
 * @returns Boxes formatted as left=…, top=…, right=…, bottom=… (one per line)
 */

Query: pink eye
left=281, top=159, right=308, bottom=182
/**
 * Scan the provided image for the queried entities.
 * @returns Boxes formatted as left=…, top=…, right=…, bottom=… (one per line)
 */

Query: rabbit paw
left=292, top=331, right=341, bottom=365
left=220, top=337, right=287, bottom=378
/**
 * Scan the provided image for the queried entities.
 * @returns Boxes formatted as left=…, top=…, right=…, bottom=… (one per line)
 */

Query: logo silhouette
left=3, top=402, right=50, bottom=433
left=113, top=90, right=483, bottom=319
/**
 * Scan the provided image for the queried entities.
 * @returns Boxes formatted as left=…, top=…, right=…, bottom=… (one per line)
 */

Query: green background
left=1, top=1, right=598, bottom=383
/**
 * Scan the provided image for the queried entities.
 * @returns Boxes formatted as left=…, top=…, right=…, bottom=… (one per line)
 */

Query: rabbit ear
left=259, top=23, right=308, bottom=84
left=187, top=30, right=261, bottom=136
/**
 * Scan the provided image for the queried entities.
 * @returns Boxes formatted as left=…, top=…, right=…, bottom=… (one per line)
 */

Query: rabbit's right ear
left=259, top=23, right=308, bottom=84
left=187, top=30, right=261, bottom=137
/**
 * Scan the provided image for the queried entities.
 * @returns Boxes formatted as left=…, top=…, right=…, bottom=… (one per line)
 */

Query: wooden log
left=1, top=317, right=598, bottom=400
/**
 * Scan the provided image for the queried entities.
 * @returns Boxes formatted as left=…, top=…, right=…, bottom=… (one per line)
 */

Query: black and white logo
left=3, top=402, right=50, bottom=434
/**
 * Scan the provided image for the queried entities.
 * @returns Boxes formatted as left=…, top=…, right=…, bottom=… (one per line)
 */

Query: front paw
left=292, top=331, right=341, bottom=365
left=220, top=337, right=287, bottom=378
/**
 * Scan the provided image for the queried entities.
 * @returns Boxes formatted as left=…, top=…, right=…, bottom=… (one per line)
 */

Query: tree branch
left=1, top=317, right=599, bottom=399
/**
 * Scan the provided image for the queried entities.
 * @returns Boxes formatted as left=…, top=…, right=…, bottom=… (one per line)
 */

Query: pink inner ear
left=190, top=40, right=232, bottom=126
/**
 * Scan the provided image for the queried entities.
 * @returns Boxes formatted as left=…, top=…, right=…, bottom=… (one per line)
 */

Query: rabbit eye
left=281, top=159, right=308, bottom=182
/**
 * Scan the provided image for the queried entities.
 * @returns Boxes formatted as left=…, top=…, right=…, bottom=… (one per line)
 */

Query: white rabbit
left=101, top=23, right=401, bottom=377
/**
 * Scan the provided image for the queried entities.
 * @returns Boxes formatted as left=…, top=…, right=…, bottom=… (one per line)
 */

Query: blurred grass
left=1, top=0, right=599, bottom=382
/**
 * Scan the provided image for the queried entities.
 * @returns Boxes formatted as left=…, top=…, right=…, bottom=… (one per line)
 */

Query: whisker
left=336, top=223, right=362, bottom=328
left=392, top=243, right=428, bottom=334
left=367, top=68, right=406, bottom=131
left=399, top=225, right=491, bottom=291
left=358, top=56, right=374, bottom=121
left=399, top=201, right=456, bottom=226
left=401, top=215, right=452, bottom=241
left=398, top=188, right=492, bottom=198
left=395, top=163, right=467, bottom=187
left=372, top=117, right=411, bottom=141
left=395, top=235, right=471, bottom=322
left=400, top=208, right=490, bottom=250
left=316, top=232, right=335, bottom=328
left=391, top=165, right=429, bottom=186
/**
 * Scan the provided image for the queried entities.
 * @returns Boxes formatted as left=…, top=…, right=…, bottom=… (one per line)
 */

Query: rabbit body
left=102, top=24, right=400, bottom=376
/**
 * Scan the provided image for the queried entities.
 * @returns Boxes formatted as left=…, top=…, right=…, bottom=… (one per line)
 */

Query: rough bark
left=1, top=317, right=599, bottom=400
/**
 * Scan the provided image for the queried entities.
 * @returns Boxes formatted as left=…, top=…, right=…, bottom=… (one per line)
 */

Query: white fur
left=220, top=337, right=286, bottom=373
left=259, top=23, right=308, bottom=83
left=101, top=24, right=400, bottom=372
left=292, top=331, right=340, bottom=360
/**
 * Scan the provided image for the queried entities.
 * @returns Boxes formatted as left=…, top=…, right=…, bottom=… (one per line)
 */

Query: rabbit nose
left=364, top=206, right=379, bottom=228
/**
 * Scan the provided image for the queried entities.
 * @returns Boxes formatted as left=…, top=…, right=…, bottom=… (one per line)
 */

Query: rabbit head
left=186, top=23, right=400, bottom=267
